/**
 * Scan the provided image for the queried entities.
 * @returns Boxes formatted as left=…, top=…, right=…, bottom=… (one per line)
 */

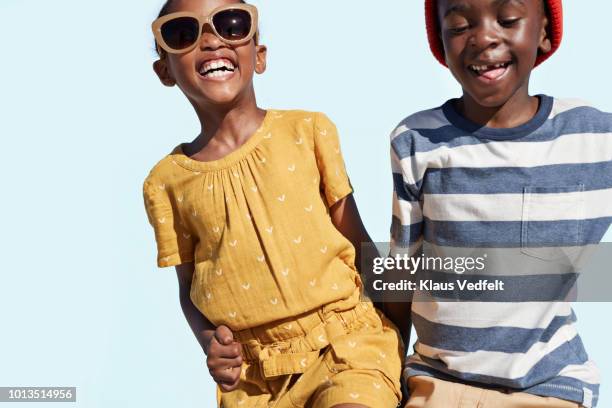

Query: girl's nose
left=199, top=24, right=225, bottom=50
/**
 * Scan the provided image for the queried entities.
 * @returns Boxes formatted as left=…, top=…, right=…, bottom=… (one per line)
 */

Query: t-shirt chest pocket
left=521, top=185, right=585, bottom=261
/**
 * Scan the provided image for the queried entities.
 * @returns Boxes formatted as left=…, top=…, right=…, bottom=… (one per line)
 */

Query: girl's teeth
left=200, top=59, right=236, bottom=77
left=205, top=70, right=232, bottom=78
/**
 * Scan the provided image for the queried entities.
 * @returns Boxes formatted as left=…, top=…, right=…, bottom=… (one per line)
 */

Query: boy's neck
left=457, top=88, right=540, bottom=129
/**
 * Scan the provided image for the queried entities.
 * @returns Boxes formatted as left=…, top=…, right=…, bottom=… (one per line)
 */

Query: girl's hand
left=205, top=325, right=243, bottom=392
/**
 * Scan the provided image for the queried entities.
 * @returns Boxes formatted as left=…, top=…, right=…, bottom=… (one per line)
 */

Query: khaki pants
left=405, top=376, right=582, bottom=408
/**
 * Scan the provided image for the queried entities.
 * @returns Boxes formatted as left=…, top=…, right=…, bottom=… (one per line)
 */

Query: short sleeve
left=390, top=130, right=424, bottom=257
left=313, top=112, right=353, bottom=207
left=143, top=177, right=195, bottom=268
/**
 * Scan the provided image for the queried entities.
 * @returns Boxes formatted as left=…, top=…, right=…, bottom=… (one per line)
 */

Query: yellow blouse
left=143, top=110, right=360, bottom=330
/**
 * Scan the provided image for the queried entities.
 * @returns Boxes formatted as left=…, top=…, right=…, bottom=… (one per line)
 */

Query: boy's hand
left=205, top=325, right=243, bottom=392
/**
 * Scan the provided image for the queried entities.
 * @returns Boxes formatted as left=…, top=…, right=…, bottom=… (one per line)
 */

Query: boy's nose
left=469, top=20, right=501, bottom=52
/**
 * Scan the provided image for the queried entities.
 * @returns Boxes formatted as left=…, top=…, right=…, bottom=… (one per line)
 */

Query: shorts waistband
left=234, top=301, right=373, bottom=378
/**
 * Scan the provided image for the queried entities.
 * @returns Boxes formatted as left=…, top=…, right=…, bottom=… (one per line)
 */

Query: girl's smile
left=153, top=0, right=266, bottom=108
left=199, top=57, right=236, bottom=80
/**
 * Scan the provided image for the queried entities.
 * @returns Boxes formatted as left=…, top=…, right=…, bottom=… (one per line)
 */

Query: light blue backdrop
left=0, top=0, right=609, bottom=407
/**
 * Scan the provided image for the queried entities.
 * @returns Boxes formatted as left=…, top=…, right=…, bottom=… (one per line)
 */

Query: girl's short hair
left=158, top=0, right=246, bottom=19
left=154, top=0, right=255, bottom=57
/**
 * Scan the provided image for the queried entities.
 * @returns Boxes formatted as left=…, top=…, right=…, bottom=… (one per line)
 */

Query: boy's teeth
left=470, top=62, right=510, bottom=76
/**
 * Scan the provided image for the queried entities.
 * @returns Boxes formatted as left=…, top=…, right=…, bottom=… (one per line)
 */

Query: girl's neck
left=187, top=92, right=266, bottom=157
left=458, top=86, right=539, bottom=129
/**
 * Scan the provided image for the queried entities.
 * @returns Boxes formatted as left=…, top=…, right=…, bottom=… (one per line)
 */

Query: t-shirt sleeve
left=143, top=177, right=195, bottom=268
left=390, top=130, right=424, bottom=257
left=313, top=112, right=354, bottom=207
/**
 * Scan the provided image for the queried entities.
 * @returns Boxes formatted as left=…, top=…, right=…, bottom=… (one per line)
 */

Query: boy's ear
left=255, top=44, right=267, bottom=74
left=438, top=32, right=449, bottom=66
left=538, top=15, right=552, bottom=55
left=153, top=58, right=177, bottom=87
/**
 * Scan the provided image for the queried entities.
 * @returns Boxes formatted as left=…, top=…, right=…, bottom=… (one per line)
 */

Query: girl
left=143, top=0, right=402, bottom=406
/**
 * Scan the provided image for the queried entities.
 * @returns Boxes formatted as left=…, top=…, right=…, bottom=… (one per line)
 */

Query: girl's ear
left=153, top=59, right=177, bottom=87
left=538, top=15, right=552, bottom=55
left=254, top=45, right=267, bottom=74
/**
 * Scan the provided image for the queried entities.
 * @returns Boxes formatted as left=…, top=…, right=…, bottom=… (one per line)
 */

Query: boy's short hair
left=424, top=0, right=564, bottom=68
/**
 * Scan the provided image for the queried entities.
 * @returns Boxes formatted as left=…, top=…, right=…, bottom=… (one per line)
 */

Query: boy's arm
left=386, top=128, right=427, bottom=355
left=381, top=302, right=411, bottom=357
left=175, top=263, right=242, bottom=391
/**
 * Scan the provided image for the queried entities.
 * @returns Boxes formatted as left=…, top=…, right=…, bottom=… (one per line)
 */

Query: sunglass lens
left=212, top=9, right=252, bottom=41
left=161, top=17, right=200, bottom=50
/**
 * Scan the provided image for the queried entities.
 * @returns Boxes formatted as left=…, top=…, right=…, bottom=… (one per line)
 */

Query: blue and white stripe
left=390, top=95, right=612, bottom=407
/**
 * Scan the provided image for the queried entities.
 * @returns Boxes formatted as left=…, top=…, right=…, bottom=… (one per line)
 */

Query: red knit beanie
left=425, top=0, right=563, bottom=67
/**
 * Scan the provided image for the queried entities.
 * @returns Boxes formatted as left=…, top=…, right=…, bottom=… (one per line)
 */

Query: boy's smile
left=468, top=60, right=512, bottom=83
left=437, top=0, right=551, bottom=109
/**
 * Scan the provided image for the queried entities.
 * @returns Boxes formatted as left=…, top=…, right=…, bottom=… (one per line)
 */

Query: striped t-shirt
left=390, top=95, right=612, bottom=407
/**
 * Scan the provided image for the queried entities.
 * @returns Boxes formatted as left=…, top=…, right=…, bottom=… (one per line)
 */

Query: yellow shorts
left=404, top=375, right=582, bottom=408
left=219, top=301, right=403, bottom=407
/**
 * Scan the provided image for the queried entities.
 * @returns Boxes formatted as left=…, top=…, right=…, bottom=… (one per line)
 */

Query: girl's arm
left=175, top=263, right=217, bottom=352
left=330, top=195, right=412, bottom=353
left=175, top=263, right=243, bottom=391
left=329, top=194, right=372, bottom=271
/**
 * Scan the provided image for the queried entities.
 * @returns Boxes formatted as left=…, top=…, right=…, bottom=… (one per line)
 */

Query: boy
left=389, top=0, right=611, bottom=407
